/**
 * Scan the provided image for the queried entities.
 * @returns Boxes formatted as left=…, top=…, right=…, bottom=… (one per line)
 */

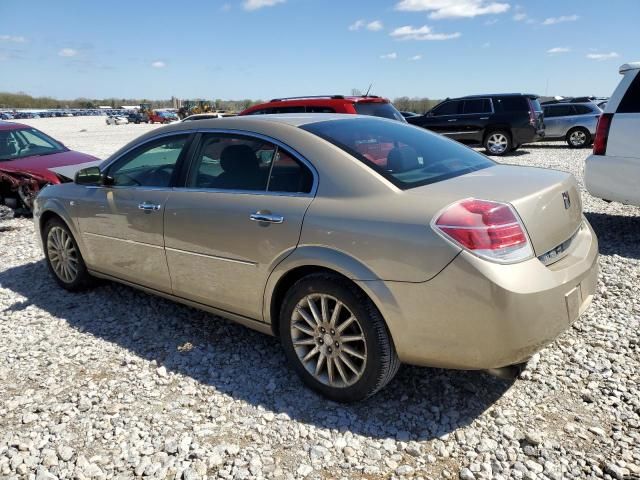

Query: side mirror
left=74, top=166, right=103, bottom=185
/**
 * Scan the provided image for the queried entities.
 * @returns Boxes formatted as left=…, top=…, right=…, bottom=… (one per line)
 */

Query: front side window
left=108, top=135, right=188, bottom=187
left=302, top=117, right=494, bottom=189
left=0, top=128, right=65, bottom=161
left=431, top=101, right=461, bottom=116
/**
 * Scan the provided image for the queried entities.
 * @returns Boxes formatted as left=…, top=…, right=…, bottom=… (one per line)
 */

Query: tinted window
left=574, top=104, right=595, bottom=115
left=353, top=102, right=406, bottom=122
left=617, top=72, right=640, bottom=113
left=495, top=96, right=528, bottom=112
left=306, top=106, right=336, bottom=113
left=463, top=99, right=492, bottom=114
left=187, top=134, right=274, bottom=191
left=246, top=109, right=271, bottom=115
left=109, top=135, right=188, bottom=187
left=302, top=118, right=494, bottom=190
left=431, top=101, right=461, bottom=116
left=272, top=106, right=306, bottom=114
left=268, top=149, right=314, bottom=193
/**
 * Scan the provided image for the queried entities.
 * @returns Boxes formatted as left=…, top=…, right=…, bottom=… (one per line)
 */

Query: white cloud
left=367, top=20, right=384, bottom=31
left=513, top=12, right=526, bottom=21
left=243, top=0, right=285, bottom=11
left=0, top=35, right=26, bottom=43
left=380, top=52, right=398, bottom=60
left=547, top=47, right=570, bottom=54
left=409, top=54, right=422, bottom=60
left=586, top=52, right=619, bottom=61
left=58, top=48, right=78, bottom=57
left=151, top=61, right=166, bottom=68
left=349, top=19, right=365, bottom=31
left=395, top=0, right=510, bottom=19
left=390, top=25, right=461, bottom=41
left=542, top=14, right=579, bottom=25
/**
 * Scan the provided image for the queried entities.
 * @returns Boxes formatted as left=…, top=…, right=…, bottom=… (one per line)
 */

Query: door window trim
left=175, top=128, right=318, bottom=197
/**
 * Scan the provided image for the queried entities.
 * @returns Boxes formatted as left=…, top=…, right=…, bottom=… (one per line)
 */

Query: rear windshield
left=353, top=102, right=406, bottom=122
left=529, top=98, right=542, bottom=112
left=301, top=118, right=494, bottom=189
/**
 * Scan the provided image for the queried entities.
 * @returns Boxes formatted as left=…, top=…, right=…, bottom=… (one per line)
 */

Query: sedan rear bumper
left=359, top=219, right=598, bottom=369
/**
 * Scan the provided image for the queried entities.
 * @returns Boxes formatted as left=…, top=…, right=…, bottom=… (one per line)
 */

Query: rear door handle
left=250, top=212, right=284, bottom=224
left=138, top=202, right=161, bottom=211
left=480, top=117, right=489, bottom=120
left=447, top=119, right=457, bottom=122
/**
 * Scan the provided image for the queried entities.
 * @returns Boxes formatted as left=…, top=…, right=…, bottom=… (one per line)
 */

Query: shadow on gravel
left=524, top=144, right=581, bottom=150
left=586, top=212, right=640, bottom=260
left=0, top=260, right=513, bottom=441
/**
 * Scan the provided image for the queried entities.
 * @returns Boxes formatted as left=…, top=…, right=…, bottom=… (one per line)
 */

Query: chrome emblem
left=562, top=191, right=571, bottom=209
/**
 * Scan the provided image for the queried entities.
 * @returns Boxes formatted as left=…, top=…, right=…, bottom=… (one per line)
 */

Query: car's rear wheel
left=44, top=218, right=94, bottom=291
left=280, top=273, right=400, bottom=402
left=566, top=127, right=591, bottom=148
left=484, top=130, right=512, bottom=156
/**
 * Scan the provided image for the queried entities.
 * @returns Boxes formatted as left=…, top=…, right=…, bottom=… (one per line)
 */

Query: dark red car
left=239, top=95, right=407, bottom=121
left=0, top=121, right=99, bottom=214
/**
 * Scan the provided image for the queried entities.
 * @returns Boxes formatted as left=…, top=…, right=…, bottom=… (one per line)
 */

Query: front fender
left=35, top=196, right=86, bottom=258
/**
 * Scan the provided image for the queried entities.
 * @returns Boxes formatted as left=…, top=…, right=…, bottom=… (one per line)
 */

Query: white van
left=585, top=62, right=640, bottom=206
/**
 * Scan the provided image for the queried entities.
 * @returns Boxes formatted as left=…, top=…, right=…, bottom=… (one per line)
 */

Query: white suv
left=585, top=62, right=640, bottom=206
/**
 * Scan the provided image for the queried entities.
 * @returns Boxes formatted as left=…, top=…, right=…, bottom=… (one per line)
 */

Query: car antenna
left=364, top=83, right=373, bottom=97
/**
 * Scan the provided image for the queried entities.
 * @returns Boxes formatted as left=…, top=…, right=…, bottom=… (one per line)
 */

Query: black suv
left=126, top=111, right=149, bottom=124
left=407, top=93, right=545, bottom=155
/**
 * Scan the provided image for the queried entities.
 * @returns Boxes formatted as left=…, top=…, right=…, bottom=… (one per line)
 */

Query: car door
left=459, top=98, right=493, bottom=143
left=163, top=131, right=316, bottom=320
left=544, top=105, right=573, bottom=137
left=414, top=100, right=462, bottom=135
left=76, top=133, right=192, bottom=291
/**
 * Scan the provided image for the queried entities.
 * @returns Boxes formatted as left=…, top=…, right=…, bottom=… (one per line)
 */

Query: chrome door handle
left=447, top=119, right=457, bottom=122
left=250, top=213, right=284, bottom=224
left=480, top=117, right=489, bottom=120
left=138, top=202, right=161, bottom=211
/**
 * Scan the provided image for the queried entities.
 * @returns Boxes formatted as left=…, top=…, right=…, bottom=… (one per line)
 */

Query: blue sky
left=0, top=0, right=637, bottom=100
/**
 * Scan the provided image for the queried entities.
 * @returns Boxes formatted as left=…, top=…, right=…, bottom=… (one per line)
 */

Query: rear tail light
left=593, top=113, right=613, bottom=155
left=432, top=198, right=533, bottom=264
left=527, top=98, right=537, bottom=127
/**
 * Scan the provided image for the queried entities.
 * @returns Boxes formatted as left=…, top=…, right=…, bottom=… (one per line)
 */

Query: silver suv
left=542, top=101, right=602, bottom=148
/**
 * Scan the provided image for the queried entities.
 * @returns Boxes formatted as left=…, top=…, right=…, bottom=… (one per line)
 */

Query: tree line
left=0, top=91, right=442, bottom=114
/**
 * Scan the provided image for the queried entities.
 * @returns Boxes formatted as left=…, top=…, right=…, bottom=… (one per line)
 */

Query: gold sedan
left=34, top=115, right=598, bottom=402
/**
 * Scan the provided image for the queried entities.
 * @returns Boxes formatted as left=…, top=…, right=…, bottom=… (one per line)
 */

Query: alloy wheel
left=47, top=226, right=79, bottom=283
left=290, top=294, right=367, bottom=388
left=487, top=133, right=509, bottom=154
left=569, top=130, right=587, bottom=146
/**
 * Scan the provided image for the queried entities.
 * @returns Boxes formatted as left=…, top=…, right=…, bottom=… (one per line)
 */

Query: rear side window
left=617, top=72, right=640, bottom=113
left=495, top=96, right=528, bottom=112
left=462, top=99, right=492, bottom=114
left=550, top=105, right=575, bottom=117
left=268, top=149, right=314, bottom=193
left=306, top=106, right=336, bottom=113
left=354, top=102, right=406, bottom=122
left=302, top=117, right=494, bottom=190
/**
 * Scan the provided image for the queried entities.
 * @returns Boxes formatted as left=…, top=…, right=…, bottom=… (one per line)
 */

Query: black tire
left=566, top=127, right=591, bottom=148
left=484, top=130, right=512, bottom=156
left=279, top=273, right=400, bottom=402
left=43, top=217, right=95, bottom=291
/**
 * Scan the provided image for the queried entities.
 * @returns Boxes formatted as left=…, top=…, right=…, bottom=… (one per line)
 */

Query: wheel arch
left=483, top=125, right=512, bottom=141
left=37, top=200, right=86, bottom=256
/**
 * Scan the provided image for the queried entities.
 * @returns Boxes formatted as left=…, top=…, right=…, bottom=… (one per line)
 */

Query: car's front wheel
left=566, top=127, right=591, bottom=148
left=280, top=273, right=400, bottom=402
left=484, top=130, right=512, bottom=156
left=44, top=218, right=94, bottom=291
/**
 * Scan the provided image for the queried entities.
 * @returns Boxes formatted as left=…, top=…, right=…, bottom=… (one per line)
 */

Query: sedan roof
left=0, top=120, right=29, bottom=131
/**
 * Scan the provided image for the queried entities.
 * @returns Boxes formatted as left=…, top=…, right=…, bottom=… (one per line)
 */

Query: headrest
left=387, top=146, right=420, bottom=173
left=220, top=144, right=259, bottom=175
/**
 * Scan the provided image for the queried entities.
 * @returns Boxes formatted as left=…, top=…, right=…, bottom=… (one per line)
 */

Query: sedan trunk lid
left=409, top=164, right=583, bottom=257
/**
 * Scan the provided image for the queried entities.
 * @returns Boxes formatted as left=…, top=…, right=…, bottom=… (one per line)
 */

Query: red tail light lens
left=433, top=198, right=533, bottom=263
left=593, top=113, right=613, bottom=155
left=527, top=98, right=537, bottom=127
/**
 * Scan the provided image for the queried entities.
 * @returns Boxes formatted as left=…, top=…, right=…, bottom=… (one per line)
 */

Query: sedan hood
left=0, top=150, right=100, bottom=183
left=409, top=164, right=583, bottom=257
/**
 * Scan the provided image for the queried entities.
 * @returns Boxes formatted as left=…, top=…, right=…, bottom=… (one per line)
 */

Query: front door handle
left=250, top=212, right=284, bottom=224
left=138, top=202, right=161, bottom=211
left=480, top=117, right=489, bottom=120
left=447, top=119, right=457, bottom=122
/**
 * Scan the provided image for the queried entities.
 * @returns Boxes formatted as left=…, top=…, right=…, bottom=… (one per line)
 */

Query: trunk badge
left=562, top=191, right=571, bottom=209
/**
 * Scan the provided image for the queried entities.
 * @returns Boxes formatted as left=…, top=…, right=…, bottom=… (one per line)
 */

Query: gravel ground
left=1, top=118, right=639, bottom=480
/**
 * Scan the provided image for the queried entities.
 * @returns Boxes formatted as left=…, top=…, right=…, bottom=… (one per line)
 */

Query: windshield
left=301, top=118, right=494, bottom=189
left=0, top=127, right=66, bottom=161
left=353, top=102, right=407, bottom=122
